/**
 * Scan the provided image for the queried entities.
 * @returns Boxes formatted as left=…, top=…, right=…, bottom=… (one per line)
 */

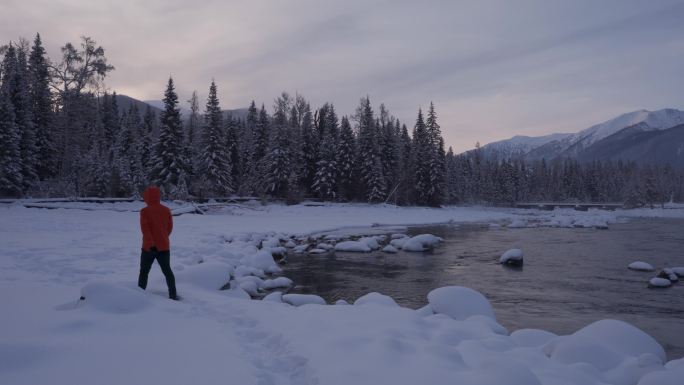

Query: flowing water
left=283, top=218, right=684, bottom=359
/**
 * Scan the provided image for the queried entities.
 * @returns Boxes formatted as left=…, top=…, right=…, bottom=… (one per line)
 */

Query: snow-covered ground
left=1, top=201, right=683, bottom=385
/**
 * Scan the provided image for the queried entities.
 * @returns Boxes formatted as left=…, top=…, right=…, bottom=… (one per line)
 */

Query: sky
left=2, top=0, right=684, bottom=152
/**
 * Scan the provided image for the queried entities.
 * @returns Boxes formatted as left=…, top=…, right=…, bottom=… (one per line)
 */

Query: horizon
left=3, top=0, right=684, bottom=152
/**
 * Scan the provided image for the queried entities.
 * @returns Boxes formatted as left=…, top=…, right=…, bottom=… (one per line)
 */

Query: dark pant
left=138, top=247, right=177, bottom=298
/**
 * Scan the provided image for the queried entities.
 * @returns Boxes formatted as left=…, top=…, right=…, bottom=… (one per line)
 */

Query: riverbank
left=1, top=202, right=683, bottom=385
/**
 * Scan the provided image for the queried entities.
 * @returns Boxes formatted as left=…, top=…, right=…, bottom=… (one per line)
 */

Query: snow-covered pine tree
left=299, top=103, right=317, bottom=195
left=28, top=33, right=55, bottom=181
left=263, top=93, right=294, bottom=198
left=336, top=116, right=356, bottom=201
left=397, top=123, right=412, bottom=204
left=356, top=96, right=386, bottom=202
left=2, top=44, right=38, bottom=194
left=312, top=110, right=339, bottom=200
left=184, top=90, right=200, bottom=181
left=225, top=112, right=240, bottom=189
left=150, top=77, right=185, bottom=195
left=411, top=108, right=432, bottom=206
left=0, top=87, right=22, bottom=196
left=140, top=105, right=155, bottom=183
left=425, top=102, right=445, bottom=206
left=196, top=80, right=233, bottom=197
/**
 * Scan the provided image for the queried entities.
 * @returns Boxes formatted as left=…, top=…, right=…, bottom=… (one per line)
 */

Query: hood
left=143, top=186, right=161, bottom=205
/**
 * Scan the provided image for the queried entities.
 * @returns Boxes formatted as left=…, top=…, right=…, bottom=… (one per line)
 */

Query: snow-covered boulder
left=657, top=268, right=679, bottom=282
left=500, top=248, right=524, bottom=266
left=427, top=286, right=496, bottom=321
left=334, top=299, right=350, bottom=305
left=672, top=267, right=684, bottom=277
left=261, top=277, right=293, bottom=289
left=292, top=244, right=308, bottom=254
left=174, top=262, right=234, bottom=291
left=353, top=292, right=399, bottom=307
left=282, top=294, right=326, bottom=306
left=628, top=262, right=655, bottom=272
left=269, top=246, right=287, bottom=258
left=240, top=249, right=282, bottom=274
left=401, top=234, right=443, bottom=252
left=510, top=329, right=557, bottom=348
left=415, top=304, right=434, bottom=316
left=80, top=282, right=151, bottom=314
left=382, top=245, right=398, bottom=253
left=239, top=280, right=259, bottom=296
left=648, top=277, right=672, bottom=288
left=334, top=241, right=371, bottom=252
left=358, top=237, right=381, bottom=250
left=308, top=248, right=327, bottom=254
left=637, top=364, right=684, bottom=385
left=390, top=238, right=408, bottom=249
left=262, top=291, right=283, bottom=303
left=284, top=240, right=296, bottom=248
left=544, top=319, right=666, bottom=367
left=391, top=233, right=408, bottom=239
left=316, top=243, right=334, bottom=250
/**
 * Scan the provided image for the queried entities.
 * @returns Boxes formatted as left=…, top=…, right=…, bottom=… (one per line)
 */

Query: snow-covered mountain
left=480, top=132, right=572, bottom=159
left=479, top=108, right=684, bottom=164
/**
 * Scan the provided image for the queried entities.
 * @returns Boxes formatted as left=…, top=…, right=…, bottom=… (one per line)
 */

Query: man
left=138, top=185, right=178, bottom=300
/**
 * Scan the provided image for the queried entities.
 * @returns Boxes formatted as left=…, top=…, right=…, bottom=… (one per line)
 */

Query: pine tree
left=263, top=93, right=294, bottom=198
left=196, top=80, right=232, bottom=196
left=140, top=105, right=156, bottom=181
left=356, top=96, right=385, bottom=202
left=312, top=113, right=339, bottom=200
left=2, top=44, right=38, bottom=194
left=28, top=33, right=55, bottom=181
left=425, top=102, right=445, bottom=206
left=412, top=108, right=432, bottom=206
left=150, top=77, right=185, bottom=195
left=0, top=88, right=22, bottom=196
left=185, top=90, right=200, bottom=180
left=336, top=116, right=356, bottom=201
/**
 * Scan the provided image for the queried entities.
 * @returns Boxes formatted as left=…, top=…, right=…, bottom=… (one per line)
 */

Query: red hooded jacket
left=140, top=186, right=173, bottom=252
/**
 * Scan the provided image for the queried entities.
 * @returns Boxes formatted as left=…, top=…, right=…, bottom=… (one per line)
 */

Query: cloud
left=1, top=0, right=683, bottom=152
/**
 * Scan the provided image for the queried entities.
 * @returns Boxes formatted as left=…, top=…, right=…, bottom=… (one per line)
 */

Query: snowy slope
left=481, top=133, right=572, bottom=159
left=477, top=108, right=684, bottom=161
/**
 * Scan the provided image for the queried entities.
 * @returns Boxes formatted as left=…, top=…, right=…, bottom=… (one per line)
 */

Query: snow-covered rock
left=637, top=364, right=684, bottom=385
left=657, top=268, right=679, bottom=282
left=308, top=248, right=327, bottom=254
left=415, top=304, right=434, bottom=316
left=499, top=248, right=524, bottom=266
left=240, top=249, right=281, bottom=274
left=334, top=299, right=350, bottom=305
left=262, top=291, right=283, bottom=303
left=282, top=294, right=326, bottom=306
left=174, top=262, right=233, bottom=291
left=358, top=236, right=381, bottom=250
left=648, top=277, right=672, bottom=288
left=382, top=245, right=398, bottom=253
left=391, top=233, right=408, bottom=239
left=238, top=280, right=259, bottom=296
left=510, top=329, right=558, bottom=348
left=628, top=262, right=655, bottom=272
left=334, top=240, right=371, bottom=252
left=261, top=277, right=293, bottom=289
left=672, top=267, right=684, bottom=277
left=401, top=234, right=443, bottom=252
left=390, top=238, right=408, bottom=249
left=284, top=240, right=296, bottom=248
left=353, top=292, right=399, bottom=307
left=427, top=286, right=496, bottom=321
left=292, top=244, right=308, bottom=254
left=316, top=243, right=334, bottom=250
left=544, top=319, right=666, bottom=367
left=80, top=282, right=151, bottom=314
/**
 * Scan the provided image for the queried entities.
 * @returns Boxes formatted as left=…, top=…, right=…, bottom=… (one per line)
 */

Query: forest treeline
left=1, top=34, right=681, bottom=206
